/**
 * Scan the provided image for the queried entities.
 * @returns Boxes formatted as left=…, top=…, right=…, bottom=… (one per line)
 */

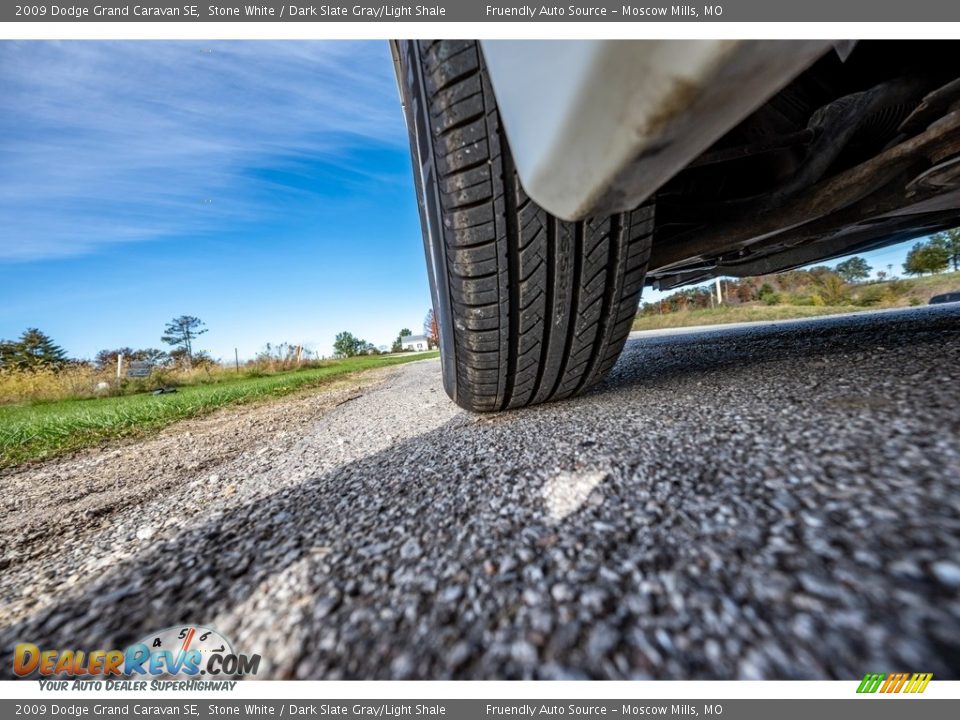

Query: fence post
left=116, top=353, right=124, bottom=390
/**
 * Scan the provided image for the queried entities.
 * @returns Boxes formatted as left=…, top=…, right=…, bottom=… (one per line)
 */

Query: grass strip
left=0, top=352, right=438, bottom=469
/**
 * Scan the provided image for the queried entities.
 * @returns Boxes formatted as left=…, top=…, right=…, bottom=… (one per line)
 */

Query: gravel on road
left=1, top=304, right=958, bottom=679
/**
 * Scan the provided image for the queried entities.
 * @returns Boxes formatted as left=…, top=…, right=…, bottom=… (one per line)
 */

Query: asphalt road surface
left=1, top=305, right=959, bottom=679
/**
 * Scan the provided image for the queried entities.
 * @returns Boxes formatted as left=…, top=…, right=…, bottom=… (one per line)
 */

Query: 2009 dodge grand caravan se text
left=392, top=39, right=960, bottom=412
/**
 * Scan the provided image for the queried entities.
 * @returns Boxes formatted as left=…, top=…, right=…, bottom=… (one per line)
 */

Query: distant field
left=0, top=352, right=438, bottom=469
left=903, top=270, right=960, bottom=298
left=631, top=304, right=874, bottom=332
left=633, top=271, right=960, bottom=332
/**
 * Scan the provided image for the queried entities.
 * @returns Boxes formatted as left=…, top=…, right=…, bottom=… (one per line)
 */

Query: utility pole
left=715, top=277, right=723, bottom=305
left=235, top=348, right=240, bottom=373
left=116, top=352, right=124, bottom=390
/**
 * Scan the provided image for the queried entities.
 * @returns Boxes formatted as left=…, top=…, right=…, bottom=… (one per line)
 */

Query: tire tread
left=415, top=40, right=653, bottom=412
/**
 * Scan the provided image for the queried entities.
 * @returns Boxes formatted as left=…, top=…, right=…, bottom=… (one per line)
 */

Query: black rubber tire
left=398, top=39, right=654, bottom=413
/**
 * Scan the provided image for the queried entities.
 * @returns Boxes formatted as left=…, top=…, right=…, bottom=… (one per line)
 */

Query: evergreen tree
left=0, top=328, right=68, bottom=371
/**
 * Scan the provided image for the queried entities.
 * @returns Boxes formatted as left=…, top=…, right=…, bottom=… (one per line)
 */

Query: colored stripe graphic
left=881, top=672, right=906, bottom=693
left=857, top=672, right=932, bottom=693
left=857, top=673, right=885, bottom=693
left=905, top=673, right=933, bottom=693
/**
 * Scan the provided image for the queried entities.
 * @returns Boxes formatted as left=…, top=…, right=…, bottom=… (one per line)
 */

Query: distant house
left=401, top=334, right=429, bottom=352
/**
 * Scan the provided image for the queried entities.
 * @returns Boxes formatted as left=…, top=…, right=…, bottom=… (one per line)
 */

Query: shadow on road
left=594, top=304, right=960, bottom=397
left=2, top=305, right=959, bottom=680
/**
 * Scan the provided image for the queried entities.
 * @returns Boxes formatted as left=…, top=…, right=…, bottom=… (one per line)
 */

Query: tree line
left=2, top=307, right=448, bottom=371
left=332, top=309, right=440, bottom=358
left=904, top=230, right=960, bottom=275
left=1, top=315, right=208, bottom=373
left=17, top=231, right=954, bottom=372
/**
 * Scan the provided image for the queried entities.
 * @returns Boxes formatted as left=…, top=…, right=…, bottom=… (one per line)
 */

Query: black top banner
left=4, top=0, right=960, bottom=22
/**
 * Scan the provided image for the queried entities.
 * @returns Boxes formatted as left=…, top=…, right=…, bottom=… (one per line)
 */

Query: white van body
left=480, top=40, right=830, bottom=220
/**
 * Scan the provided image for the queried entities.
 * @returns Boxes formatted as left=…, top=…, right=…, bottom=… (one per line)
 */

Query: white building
left=401, top=334, right=429, bottom=351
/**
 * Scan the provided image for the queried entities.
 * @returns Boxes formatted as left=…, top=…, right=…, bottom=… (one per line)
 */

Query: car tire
left=398, top=39, right=654, bottom=412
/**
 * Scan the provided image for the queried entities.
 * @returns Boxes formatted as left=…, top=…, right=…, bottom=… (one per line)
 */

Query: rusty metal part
left=672, top=77, right=930, bottom=222
left=763, top=77, right=930, bottom=204
left=898, top=77, right=960, bottom=135
left=649, top=108, right=960, bottom=272
left=906, top=155, right=960, bottom=193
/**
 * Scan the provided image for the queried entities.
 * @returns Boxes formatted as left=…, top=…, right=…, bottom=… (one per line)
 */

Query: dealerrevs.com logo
left=13, top=625, right=261, bottom=683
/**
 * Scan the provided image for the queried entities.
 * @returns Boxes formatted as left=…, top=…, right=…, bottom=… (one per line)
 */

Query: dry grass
left=631, top=304, right=869, bottom=332
left=0, top=354, right=429, bottom=405
left=634, top=271, right=960, bottom=332
left=0, top=365, right=117, bottom=404
left=0, top=352, right=439, bottom=468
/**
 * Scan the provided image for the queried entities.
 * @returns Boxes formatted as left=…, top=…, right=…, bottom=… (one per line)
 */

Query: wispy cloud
left=0, top=41, right=406, bottom=261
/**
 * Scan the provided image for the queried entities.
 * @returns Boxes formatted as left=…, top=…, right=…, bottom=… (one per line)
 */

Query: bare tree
left=424, top=308, right=439, bottom=348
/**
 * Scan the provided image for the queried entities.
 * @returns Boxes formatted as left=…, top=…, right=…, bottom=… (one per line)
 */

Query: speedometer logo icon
left=132, top=625, right=236, bottom=678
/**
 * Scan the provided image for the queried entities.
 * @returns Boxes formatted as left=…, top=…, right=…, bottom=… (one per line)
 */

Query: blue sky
left=0, top=41, right=927, bottom=360
left=0, top=40, right=429, bottom=360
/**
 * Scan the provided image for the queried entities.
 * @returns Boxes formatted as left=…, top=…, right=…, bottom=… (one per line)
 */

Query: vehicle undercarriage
left=648, top=41, right=960, bottom=289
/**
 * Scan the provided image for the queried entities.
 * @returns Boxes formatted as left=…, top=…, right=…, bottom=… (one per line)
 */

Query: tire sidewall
left=397, top=40, right=459, bottom=403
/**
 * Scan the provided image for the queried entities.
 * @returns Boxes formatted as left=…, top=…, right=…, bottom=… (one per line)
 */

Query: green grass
left=0, top=352, right=438, bottom=469
left=900, top=269, right=960, bottom=296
